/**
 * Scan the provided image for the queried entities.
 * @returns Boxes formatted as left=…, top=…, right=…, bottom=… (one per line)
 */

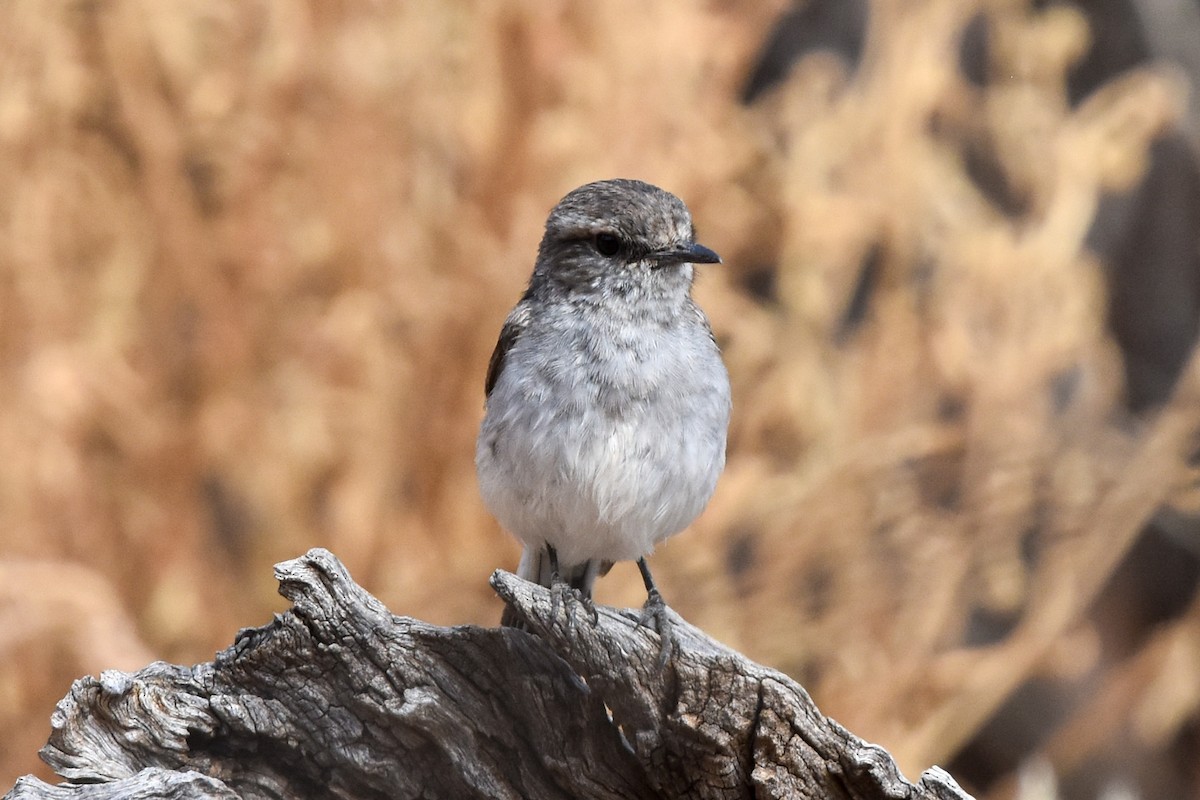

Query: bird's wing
left=689, top=299, right=720, bottom=347
left=484, top=303, right=532, bottom=398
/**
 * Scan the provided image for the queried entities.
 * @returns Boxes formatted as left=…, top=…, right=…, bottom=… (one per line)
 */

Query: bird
left=476, top=178, right=731, bottom=644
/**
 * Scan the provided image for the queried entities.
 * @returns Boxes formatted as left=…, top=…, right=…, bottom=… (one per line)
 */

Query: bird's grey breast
left=517, top=299, right=726, bottom=422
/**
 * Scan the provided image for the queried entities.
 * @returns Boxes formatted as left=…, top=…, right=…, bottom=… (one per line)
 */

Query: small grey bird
left=477, top=179, right=731, bottom=636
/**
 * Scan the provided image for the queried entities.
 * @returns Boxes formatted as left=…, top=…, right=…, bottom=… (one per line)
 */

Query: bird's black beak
left=653, top=242, right=722, bottom=267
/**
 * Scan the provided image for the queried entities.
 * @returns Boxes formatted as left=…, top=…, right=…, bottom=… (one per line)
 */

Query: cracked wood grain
left=4, top=548, right=974, bottom=800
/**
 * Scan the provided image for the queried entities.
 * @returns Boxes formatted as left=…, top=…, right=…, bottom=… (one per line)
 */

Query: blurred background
left=2, top=1, right=1199, bottom=797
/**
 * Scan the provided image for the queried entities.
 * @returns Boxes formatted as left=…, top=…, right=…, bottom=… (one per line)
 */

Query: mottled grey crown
left=532, top=179, right=719, bottom=290
left=546, top=179, right=693, bottom=248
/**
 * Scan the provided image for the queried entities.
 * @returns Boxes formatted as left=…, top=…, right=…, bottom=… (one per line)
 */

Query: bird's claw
left=548, top=580, right=599, bottom=635
left=548, top=573, right=563, bottom=619
left=582, top=595, right=600, bottom=626
left=637, top=588, right=676, bottom=667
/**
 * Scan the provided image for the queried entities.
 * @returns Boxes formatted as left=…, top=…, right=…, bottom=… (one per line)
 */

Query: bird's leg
left=636, top=557, right=675, bottom=666
left=547, top=543, right=590, bottom=636
left=571, top=560, right=601, bottom=625
left=546, top=542, right=563, bottom=582
left=546, top=542, right=565, bottom=622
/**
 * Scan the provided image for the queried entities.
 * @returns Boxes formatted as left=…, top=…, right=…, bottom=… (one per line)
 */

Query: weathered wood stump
left=4, top=548, right=974, bottom=799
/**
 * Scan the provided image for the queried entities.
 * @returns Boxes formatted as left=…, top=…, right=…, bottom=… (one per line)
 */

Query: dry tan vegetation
left=1, top=1, right=1198, bottom=797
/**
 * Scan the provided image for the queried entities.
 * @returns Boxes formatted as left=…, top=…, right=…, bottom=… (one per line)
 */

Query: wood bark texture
left=4, top=548, right=975, bottom=800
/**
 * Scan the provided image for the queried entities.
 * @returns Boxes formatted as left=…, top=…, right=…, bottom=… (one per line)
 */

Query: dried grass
left=1, top=0, right=1197, bottom=795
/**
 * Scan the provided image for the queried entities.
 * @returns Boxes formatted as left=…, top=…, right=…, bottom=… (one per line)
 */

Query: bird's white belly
left=476, top=339, right=728, bottom=569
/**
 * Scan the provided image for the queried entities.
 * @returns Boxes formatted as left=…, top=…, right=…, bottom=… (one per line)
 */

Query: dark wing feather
left=484, top=304, right=532, bottom=398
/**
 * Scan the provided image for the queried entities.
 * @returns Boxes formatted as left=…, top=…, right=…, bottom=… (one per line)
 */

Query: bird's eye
left=594, top=232, right=621, bottom=257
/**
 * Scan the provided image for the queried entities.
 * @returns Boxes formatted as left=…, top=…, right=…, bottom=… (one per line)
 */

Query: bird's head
left=533, top=179, right=720, bottom=297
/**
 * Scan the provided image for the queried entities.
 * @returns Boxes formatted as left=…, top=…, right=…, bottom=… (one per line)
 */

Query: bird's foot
left=548, top=582, right=599, bottom=637
left=548, top=574, right=565, bottom=621
left=544, top=544, right=599, bottom=632
left=546, top=543, right=567, bottom=622
left=582, top=594, right=600, bottom=626
left=637, top=588, right=676, bottom=667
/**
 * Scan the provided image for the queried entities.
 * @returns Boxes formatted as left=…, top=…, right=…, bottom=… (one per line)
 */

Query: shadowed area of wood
left=5, top=549, right=972, bottom=800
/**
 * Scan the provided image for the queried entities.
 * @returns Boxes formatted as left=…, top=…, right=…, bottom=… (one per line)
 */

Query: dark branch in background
left=3, top=549, right=974, bottom=800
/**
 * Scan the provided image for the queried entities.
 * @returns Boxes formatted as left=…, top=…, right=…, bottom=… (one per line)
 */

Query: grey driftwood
left=4, top=548, right=974, bottom=800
